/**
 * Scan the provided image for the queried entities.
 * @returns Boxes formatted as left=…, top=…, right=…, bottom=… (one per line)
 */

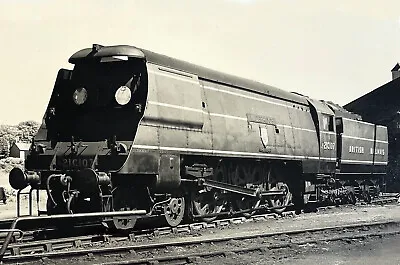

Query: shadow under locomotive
left=9, top=44, right=388, bottom=229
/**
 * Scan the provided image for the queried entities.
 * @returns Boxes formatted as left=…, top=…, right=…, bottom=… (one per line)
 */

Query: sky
left=1, top=0, right=400, bottom=125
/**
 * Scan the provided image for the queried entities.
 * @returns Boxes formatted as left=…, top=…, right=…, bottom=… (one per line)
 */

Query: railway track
left=0, top=211, right=294, bottom=262
left=98, top=223, right=400, bottom=265
left=3, top=219, right=400, bottom=264
left=94, top=221, right=400, bottom=265
left=0, top=195, right=398, bottom=264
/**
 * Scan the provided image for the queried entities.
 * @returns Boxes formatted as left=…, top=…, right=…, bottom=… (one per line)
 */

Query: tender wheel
left=164, top=197, right=185, bottom=227
left=235, top=196, right=260, bottom=218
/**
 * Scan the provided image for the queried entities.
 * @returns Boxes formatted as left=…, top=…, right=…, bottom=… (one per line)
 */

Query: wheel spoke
left=164, top=197, right=185, bottom=227
left=192, top=163, right=229, bottom=222
left=235, top=196, right=260, bottom=217
left=201, top=204, right=209, bottom=213
left=267, top=184, right=291, bottom=214
left=193, top=190, right=226, bottom=222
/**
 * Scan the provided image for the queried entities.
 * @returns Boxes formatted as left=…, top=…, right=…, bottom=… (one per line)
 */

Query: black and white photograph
left=1, top=1, right=400, bottom=264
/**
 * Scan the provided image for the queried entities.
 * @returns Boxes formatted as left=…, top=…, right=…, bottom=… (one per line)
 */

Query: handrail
left=0, top=229, right=24, bottom=241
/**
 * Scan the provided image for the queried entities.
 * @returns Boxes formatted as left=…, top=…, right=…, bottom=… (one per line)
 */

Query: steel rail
left=0, top=196, right=397, bottom=262
left=95, top=230, right=400, bottom=265
left=0, top=212, right=284, bottom=259
left=0, top=210, right=146, bottom=261
left=2, top=220, right=399, bottom=263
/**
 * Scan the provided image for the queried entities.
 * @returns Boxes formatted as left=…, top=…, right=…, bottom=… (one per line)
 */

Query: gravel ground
left=200, top=234, right=400, bottom=265
left=148, top=203, right=400, bottom=246
left=276, top=235, right=400, bottom=265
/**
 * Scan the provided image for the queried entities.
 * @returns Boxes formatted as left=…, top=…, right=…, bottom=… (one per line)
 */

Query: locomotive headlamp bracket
left=108, top=136, right=127, bottom=154
left=29, top=138, right=47, bottom=154
left=30, top=142, right=46, bottom=155
left=116, top=143, right=127, bottom=153
left=37, top=144, right=47, bottom=154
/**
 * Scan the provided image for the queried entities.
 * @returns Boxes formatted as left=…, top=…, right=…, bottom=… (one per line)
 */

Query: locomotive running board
left=202, top=179, right=286, bottom=198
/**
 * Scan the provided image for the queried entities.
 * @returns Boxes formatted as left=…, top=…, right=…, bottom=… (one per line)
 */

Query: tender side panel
left=373, top=125, right=388, bottom=173
left=339, top=117, right=376, bottom=173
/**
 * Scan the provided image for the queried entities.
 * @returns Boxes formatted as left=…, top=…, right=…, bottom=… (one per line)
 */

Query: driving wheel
left=164, top=197, right=185, bottom=227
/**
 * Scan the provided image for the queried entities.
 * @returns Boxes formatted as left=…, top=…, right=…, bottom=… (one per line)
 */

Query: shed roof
left=344, top=76, right=400, bottom=124
left=12, top=142, right=31, bottom=151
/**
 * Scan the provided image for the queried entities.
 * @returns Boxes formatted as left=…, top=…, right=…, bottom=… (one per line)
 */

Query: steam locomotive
left=9, top=44, right=388, bottom=228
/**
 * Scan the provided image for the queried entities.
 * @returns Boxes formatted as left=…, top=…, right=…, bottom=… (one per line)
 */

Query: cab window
left=322, top=114, right=334, bottom=131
